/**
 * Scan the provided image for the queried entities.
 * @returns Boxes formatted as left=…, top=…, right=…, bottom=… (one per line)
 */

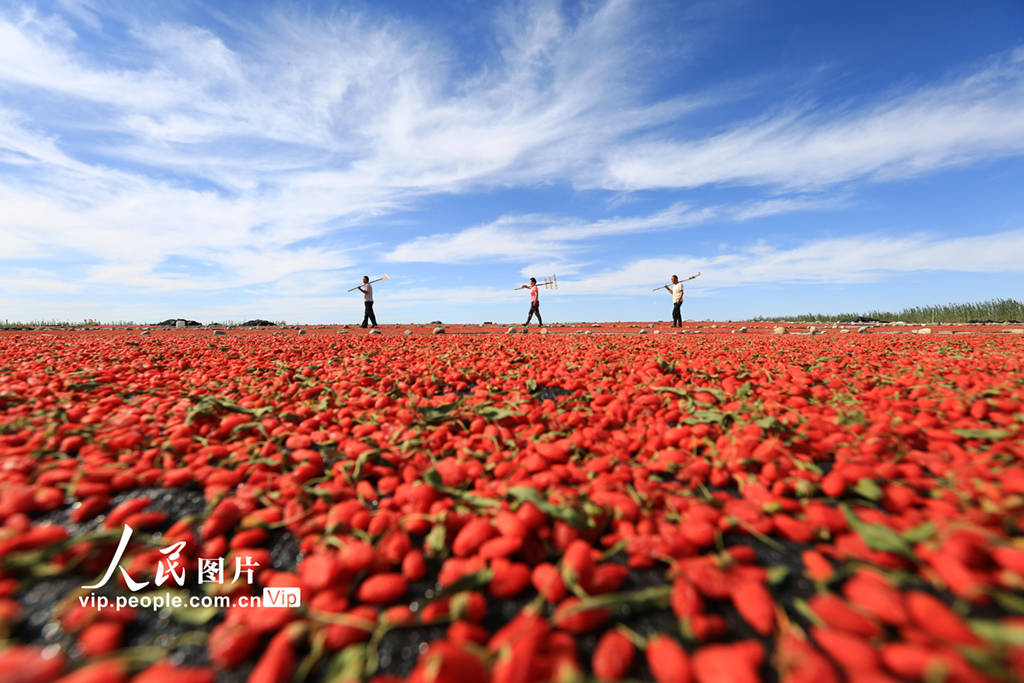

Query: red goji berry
left=730, top=578, right=775, bottom=635
left=357, top=573, right=407, bottom=604
left=646, top=635, right=691, bottom=683
left=592, top=629, right=635, bottom=681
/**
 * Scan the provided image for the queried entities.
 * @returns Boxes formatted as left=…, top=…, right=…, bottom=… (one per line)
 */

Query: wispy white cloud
left=385, top=195, right=852, bottom=265
left=730, top=195, right=849, bottom=221
left=55, top=0, right=100, bottom=30
left=562, top=228, right=1024, bottom=296
left=0, top=268, right=84, bottom=295
left=386, top=203, right=715, bottom=263
left=602, top=48, right=1024, bottom=190
left=519, top=262, right=583, bottom=278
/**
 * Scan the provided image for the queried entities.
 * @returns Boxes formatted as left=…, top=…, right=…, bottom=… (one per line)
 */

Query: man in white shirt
left=663, top=274, right=683, bottom=327
left=357, top=276, right=377, bottom=328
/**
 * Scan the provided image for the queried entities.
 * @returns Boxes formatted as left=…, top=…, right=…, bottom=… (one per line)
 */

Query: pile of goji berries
left=1, top=327, right=1023, bottom=682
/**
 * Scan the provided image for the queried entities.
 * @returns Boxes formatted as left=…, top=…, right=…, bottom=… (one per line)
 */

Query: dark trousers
left=361, top=302, right=377, bottom=328
left=525, top=301, right=542, bottom=326
left=672, top=302, right=682, bottom=327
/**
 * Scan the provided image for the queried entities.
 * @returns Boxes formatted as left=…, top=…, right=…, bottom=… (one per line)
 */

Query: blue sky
left=1, top=0, right=1023, bottom=324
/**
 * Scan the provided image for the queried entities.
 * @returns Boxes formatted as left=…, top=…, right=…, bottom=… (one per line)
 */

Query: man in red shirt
left=518, top=277, right=543, bottom=326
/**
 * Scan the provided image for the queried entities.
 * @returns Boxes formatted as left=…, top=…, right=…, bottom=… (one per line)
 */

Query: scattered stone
left=917, top=327, right=932, bottom=335
left=638, top=329, right=647, bottom=334
left=736, top=326, right=748, bottom=334
left=433, top=327, right=445, bottom=335
left=773, top=327, right=787, bottom=335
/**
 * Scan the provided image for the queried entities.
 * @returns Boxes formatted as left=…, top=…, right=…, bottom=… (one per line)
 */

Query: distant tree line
left=752, top=298, right=1024, bottom=323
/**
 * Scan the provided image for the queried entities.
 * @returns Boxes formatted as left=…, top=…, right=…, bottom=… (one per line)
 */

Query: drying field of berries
left=2, top=326, right=1024, bottom=683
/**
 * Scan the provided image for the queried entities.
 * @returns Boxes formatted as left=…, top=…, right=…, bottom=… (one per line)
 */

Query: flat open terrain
left=2, top=325, right=1023, bottom=682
